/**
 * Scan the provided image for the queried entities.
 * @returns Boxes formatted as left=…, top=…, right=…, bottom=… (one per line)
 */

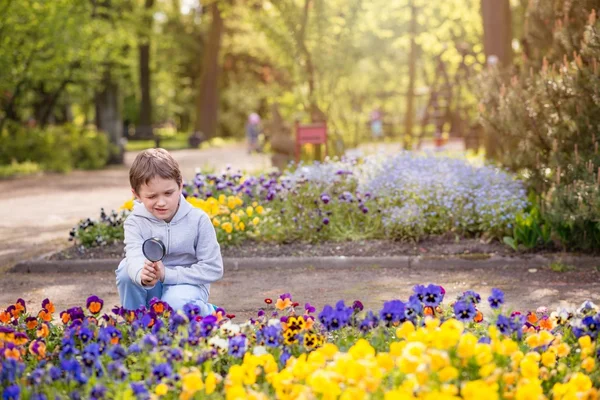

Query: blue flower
left=128, top=343, right=141, bottom=354
left=422, top=285, right=444, bottom=307
left=488, top=288, right=504, bottom=309
left=142, top=334, right=158, bottom=349
left=460, top=290, right=481, bottom=304
left=107, top=361, right=128, bottom=380
left=404, top=297, right=423, bottom=321
left=228, top=335, right=247, bottom=358
left=200, top=315, right=217, bottom=337
left=90, top=384, right=107, bottom=400
left=453, top=301, right=477, bottom=322
left=280, top=350, right=291, bottom=366
left=582, top=315, right=600, bottom=339
left=78, top=327, right=93, bottom=343
left=82, top=343, right=100, bottom=367
left=107, top=345, right=127, bottom=361
left=3, top=385, right=19, bottom=400
left=28, top=368, right=44, bottom=386
left=358, top=311, right=379, bottom=333
left=496, top=314, right=512, bottom=335
left=260, top=326, right=282, bottom=347
left=152, top=363, right=172, bottom=380
left=380, top=300, right=406, bottom=326
left=183, top=303, right=202, bottom=319
left=130, top=382, right=149, bottom=400
left=49, top=366, right=62, bottom=381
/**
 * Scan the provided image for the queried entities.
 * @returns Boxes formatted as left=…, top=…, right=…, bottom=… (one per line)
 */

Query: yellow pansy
left=348, top=339, right=375, bottom=360
left=252, top=217, right=260, bottom=225
left=457, top=333, right=478, bottom=359
left=438, top=366, right=459, bottom=382
left=515, top=378, right=543, bottom=400
left=222, top=222, right=233, bottom=234
left=225, top=385, right=247, bottom=400
left=541, top=351, right=556, bottom=368
left=246, top=206, right=254, bottom=217
left=396, top=321, right=415, bottom=340
left=553, top=342, right=570, bottom=358
left=581, top=357, right=595, bottom=373
left=256, top=205, right=265, bottom=214
left=182, top=370, right=204, bottom=393
left=462, top=380, right=499, bottom=400
left=520, top=356, right=539, bottom=379
left=121, top=198, right=134, bottom=211
left=155, top=383, right=168, bottom=396
left=578, top=335, right=593, bottom=350
left=205, top=372, right=218, bottom=395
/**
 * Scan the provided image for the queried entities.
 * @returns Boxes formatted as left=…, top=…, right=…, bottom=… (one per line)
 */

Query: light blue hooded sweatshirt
left=123, top=194, right=223, bottom=296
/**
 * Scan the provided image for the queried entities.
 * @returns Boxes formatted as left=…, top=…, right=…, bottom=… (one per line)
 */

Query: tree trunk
left=95, top=70, right=124, bottom=164
left=194, top=2, right=224, bottom=140
left=404, top=0, right=418, bottom=150
left=481, top=0, right=512, bottom=160
left=481, top=0, right=513, bottom=67
left=137, top=0, right=154, bottom=139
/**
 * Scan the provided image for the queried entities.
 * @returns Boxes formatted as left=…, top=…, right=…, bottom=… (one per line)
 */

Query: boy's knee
left=161, top=284, right=208, bottom=312
left=115, top=260, right=129, bottom=286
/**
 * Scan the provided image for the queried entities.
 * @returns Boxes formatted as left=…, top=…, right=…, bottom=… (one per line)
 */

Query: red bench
left=295, top=121, right=328, bottom=163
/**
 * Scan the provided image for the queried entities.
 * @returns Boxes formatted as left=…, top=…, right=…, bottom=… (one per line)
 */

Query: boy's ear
left=131, top=188, right=139, bottom=200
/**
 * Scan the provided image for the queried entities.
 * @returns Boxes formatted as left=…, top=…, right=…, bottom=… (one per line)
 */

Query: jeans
left=115, top=259, right=215, bottom=316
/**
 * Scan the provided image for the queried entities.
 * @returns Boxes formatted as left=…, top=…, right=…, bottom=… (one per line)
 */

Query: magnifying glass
left=142, top=238, right=166, bottom=262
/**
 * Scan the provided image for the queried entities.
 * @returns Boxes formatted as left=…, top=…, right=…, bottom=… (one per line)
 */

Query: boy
left=115, top=148, right=223, bottom=315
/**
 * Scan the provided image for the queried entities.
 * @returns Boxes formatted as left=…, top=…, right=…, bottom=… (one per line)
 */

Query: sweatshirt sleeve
left=162, top=213, right=223, bottom=286
left=123, top=218, right=152, bottom=289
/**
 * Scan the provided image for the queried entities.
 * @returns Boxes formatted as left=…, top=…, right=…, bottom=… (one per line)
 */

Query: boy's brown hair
left=129, top=148, right=182, bottom=193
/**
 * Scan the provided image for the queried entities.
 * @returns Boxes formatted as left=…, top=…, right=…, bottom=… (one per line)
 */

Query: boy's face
left=133, top=177, right=183, bottom=222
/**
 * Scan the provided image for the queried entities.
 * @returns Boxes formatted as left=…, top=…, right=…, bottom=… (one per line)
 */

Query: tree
left=137, top=0, right=155, bottom=139
left=481, top=0, right=513, bottom=67
left=194, top=1, right=225, bottom=140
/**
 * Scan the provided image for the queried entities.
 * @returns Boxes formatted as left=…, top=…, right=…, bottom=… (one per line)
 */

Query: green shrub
left=0, top=123, right=110, bottom=172
left=479, top=7, right=600, bottom=251
left=0, top=160, right=41, bottom=179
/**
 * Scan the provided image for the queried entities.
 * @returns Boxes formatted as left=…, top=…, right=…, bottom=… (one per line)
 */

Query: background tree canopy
left=0, top=0, right=493, bottom=150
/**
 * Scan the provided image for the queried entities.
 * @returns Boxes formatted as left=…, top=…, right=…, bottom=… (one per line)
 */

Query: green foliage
left=549, top=260, right=575, bottom=273
left=70, top=209, right=127, bottom=248
left=0, top=160, right=40, bottom=179
left=503, top=205, right=552, bottom=250
left=0, top=123, right=109, bottom=172
left=260, top=179, right=383, bottom=243
left=480, top=4, right=600, bottom=251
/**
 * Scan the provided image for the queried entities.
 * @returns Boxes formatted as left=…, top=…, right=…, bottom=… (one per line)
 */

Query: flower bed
left=1, top=287, right=599, bottom=399
left=70, top=154, right=527, bottom=248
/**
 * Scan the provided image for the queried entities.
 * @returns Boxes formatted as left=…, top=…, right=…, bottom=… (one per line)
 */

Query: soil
left=51, top=236, right=526, bottom=261
left=3, top=257, right=600, bottom=323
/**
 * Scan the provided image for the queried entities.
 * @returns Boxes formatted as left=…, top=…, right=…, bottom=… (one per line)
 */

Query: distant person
left=246, top=112, right=262, bottom=154
left=115, top=148, right=223, bottom=315
left=370, top=108, right=383, bottom=141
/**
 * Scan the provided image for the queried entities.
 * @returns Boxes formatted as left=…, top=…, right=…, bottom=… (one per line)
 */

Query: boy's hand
left=141, top=261, right=158, bottom=287
left=154, top=260, right=166, bottom=283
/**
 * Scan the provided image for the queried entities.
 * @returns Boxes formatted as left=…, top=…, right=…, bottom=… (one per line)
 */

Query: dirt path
left=2, top=260, right=599, bottom=321
left=0, top=144, right=270, bottom=271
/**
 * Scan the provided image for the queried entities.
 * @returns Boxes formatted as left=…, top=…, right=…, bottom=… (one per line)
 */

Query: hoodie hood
left=131, top=194, right=194, bottom=224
